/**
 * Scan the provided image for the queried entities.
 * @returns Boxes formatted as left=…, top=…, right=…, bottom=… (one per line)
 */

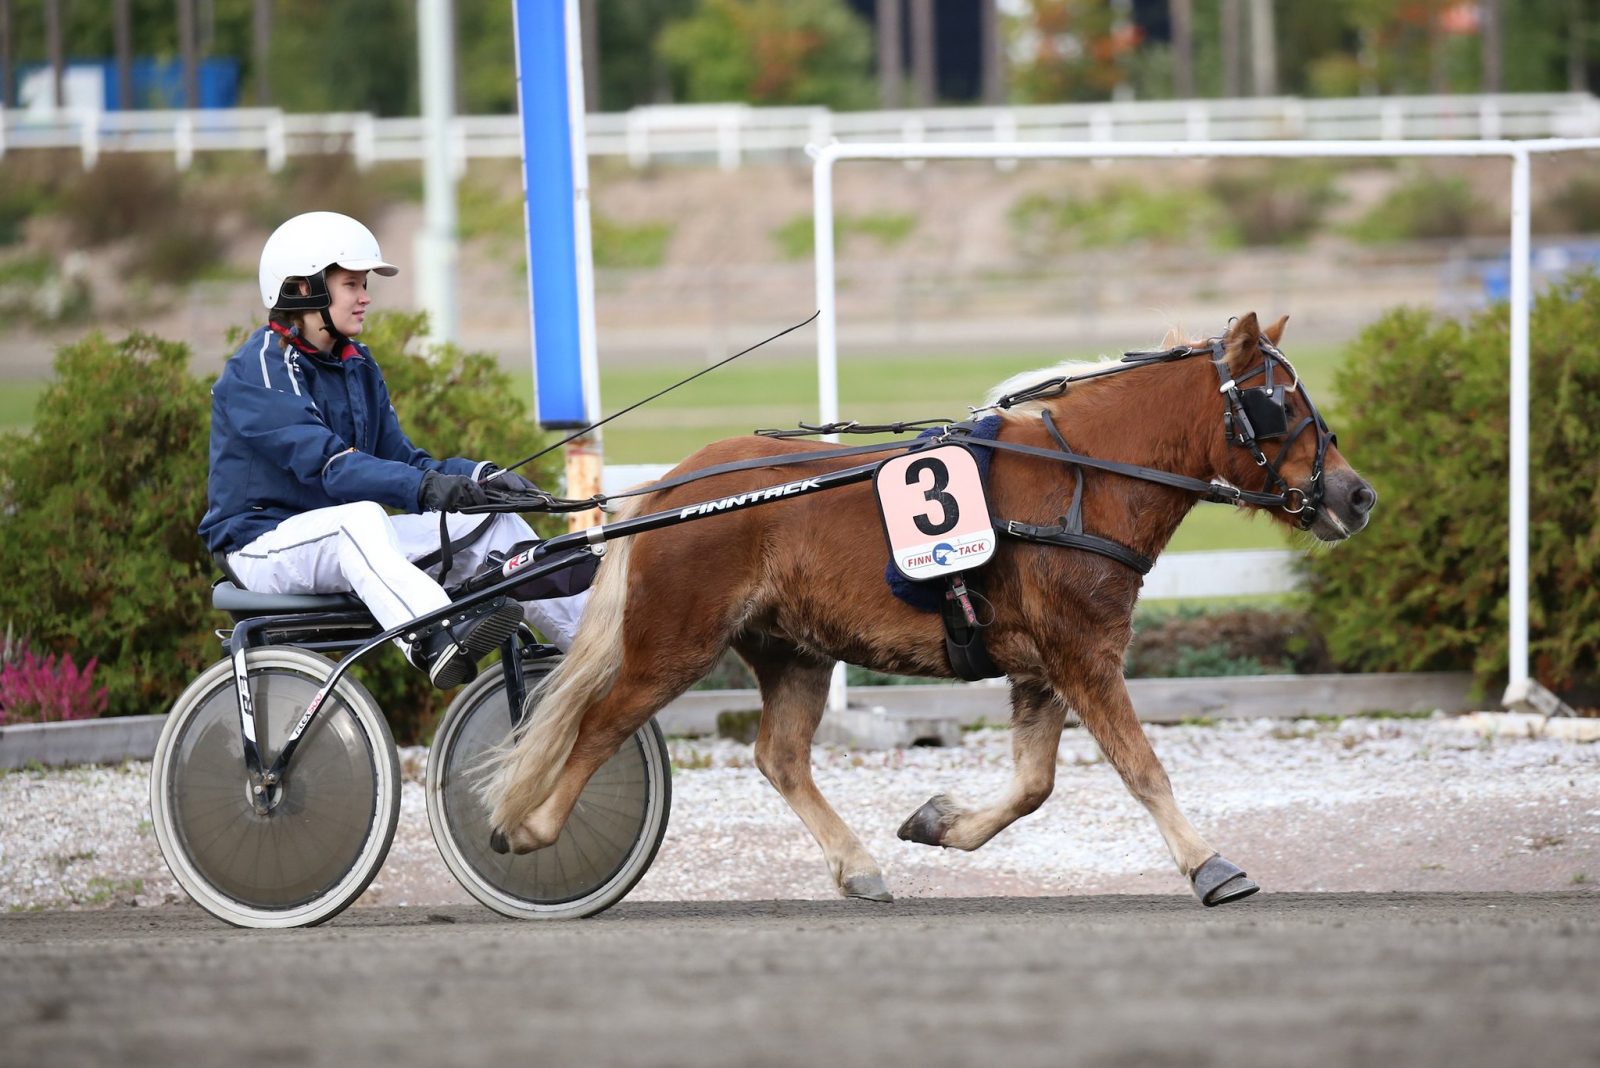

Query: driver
left=198, top=211, right=587, bottom=688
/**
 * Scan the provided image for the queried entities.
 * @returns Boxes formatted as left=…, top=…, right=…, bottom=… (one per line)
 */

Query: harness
left=472, top=335, right=1336, bottom=680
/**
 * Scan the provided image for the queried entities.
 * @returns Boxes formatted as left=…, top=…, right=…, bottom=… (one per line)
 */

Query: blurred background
left=4, top=0, right=1600, bottom=727
left=4, top=2, right=1600, bottom=462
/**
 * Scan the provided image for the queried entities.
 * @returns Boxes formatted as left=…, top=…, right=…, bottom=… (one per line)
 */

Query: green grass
left=0, top=380, right=47, bottom=433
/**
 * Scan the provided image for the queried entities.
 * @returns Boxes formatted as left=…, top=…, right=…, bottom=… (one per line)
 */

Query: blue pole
left=513, top=0, right=591, bottom=429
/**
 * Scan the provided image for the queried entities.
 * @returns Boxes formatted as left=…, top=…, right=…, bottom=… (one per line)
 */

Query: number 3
left=906, top=457, right=959, bottom=536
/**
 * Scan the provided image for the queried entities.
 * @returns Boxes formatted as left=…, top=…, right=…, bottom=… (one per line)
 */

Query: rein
left=469, top=333, right=1335, bottom=570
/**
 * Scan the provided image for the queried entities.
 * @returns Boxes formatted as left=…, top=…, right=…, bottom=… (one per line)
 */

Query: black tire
left=425, top=656, right=671, bottom=919
left=150, top=648, right=399, bottom=928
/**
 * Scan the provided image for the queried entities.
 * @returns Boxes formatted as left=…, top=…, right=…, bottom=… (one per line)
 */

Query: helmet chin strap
left=316, top=306, right=355, bottom=357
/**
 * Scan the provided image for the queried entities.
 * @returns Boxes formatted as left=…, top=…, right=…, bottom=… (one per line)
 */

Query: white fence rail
left=4, top=93, right=1599, bottom=172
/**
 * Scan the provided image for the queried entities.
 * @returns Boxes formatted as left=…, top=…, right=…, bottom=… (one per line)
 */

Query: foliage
left=0, top=315, right=562, bottom=742
left=657, top=0, right=875, bottom=109
left=592, top=214, right=676, bottom=269
left=1205, top=162, right=1344, bottom=247
left=1347, top=171, right=1490, bottom=243
left=0, top=333, right=215, bottom=719
left=1126, top=604, right=1334, bottom=679
left=1010, top=183, right=1226, bottom=257
left=1542, top=174, right=1600, bottom=235
left=1300, top=274, right=1600, bottom=693
left=0, top=253, right=94, bottom=326
left=771, top=211, right=918, bottom=260
left=0, top=640, right=109, bottom=725
left=1006, top=0, right=1140, bottom=103
left=56, top=155, right=225, bottom=285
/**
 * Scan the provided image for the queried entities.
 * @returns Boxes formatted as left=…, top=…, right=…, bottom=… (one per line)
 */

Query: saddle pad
left=884, top=415, right=1002, bottom=613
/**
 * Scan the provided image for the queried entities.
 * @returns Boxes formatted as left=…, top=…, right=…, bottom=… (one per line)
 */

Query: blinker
left=1239, top=386, right=1288, bottom=440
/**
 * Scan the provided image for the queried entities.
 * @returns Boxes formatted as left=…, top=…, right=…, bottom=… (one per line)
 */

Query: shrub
left=1348, top=171, right=1488, bottom=243
left=0, top=332, right=215, bottom=719
left=1300, top=274, right=1600, bottom=693
left=1205, top=162, right=1343, bottom=247
left=592, top=213, right=675, bottom=269
left=0, top=314, right=563, bottom=743
left=1010, top=184, right=1227, bottom=259
left=771, top=211, right=918, bottom=261
left=1126, top=605, right=1335, bottom=678
left=0, top=641, right=109, bottom=725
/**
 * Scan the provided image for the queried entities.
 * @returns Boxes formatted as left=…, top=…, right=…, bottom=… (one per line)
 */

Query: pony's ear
left=1224, top=312, right=1261, bottom=374
left=1264, top=314, right=1289, bottom=346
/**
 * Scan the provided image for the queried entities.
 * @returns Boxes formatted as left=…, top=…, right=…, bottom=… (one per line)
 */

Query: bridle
left=987, top=334, right=1337, bottom=530
left=1209, top=337, right=1336, bottom=531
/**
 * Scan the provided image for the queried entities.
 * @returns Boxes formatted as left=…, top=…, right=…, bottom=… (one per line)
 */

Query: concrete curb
left=0, top=715, right=167, bottom=771
left=0, top=672, right=1486, bottom=769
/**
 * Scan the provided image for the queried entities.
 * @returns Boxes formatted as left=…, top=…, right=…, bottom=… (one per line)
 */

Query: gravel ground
left=2, top=714, right=1598, bottom=912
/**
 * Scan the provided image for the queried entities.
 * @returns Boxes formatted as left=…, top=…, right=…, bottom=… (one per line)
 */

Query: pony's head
left=1210, top=312, right=1375, bottom=542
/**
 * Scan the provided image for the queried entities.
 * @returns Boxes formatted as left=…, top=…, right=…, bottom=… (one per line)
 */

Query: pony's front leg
left=1056, top=659, right=1259, bottom=906
left=897, top=679, right=1066, bottom=851
left=740, top=641, right=892, bottom=902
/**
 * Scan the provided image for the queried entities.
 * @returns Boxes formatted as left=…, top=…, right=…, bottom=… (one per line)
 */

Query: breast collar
left=268, top=321, right=362, bottom=362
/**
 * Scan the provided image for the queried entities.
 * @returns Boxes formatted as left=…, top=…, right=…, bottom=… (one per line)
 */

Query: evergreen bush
left=0, top=332, right=215, bottom=718
left=0, top=314, right=562, bottom=743
left=1300, top=274, right=1600, bottom=694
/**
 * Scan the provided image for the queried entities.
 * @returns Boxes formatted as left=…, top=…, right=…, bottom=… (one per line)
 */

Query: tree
left=1007, top=0, right=1140, bottom=104
left=657, top=0, right=875, bottom=108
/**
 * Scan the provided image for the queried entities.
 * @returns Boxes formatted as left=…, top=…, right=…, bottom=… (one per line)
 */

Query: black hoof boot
left=1191, top=854, right=1261, bottom=907
left=489, top=829, right=510, bottom=855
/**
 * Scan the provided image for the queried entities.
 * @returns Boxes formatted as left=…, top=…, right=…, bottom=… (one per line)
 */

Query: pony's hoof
left=1191, top=854, right=1260, bottom=907
left=841, top=873, right=894, bottom=902
left=489, top=829, right=510, bottom=855
left=897, top=795, right=957, bottom=847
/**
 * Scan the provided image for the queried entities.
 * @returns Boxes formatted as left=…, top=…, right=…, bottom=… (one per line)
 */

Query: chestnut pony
left=481, top=313, right=1376, bottom=906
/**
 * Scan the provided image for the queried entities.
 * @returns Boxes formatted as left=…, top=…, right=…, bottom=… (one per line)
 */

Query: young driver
left=198, top=211, right=587, bottom=688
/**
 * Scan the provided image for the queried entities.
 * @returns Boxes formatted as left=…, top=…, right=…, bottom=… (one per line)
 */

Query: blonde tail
left=477, top=517, right=637, bottom=833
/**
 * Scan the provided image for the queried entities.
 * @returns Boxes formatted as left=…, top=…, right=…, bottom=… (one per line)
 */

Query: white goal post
left=809, top=136, right=1600, bottom=713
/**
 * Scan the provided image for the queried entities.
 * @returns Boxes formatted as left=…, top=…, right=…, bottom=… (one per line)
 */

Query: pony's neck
left=1031, top=357, right=1221, bottom=562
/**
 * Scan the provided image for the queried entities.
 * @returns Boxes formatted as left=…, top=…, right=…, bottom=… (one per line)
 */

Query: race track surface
left=2, top=893, right=1595, bottom=1068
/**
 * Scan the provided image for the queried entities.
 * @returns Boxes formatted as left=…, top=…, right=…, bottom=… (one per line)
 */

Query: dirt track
left=2, top=893, right=1596, bottom=1068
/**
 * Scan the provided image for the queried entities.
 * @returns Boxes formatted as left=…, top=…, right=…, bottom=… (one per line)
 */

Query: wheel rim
left=436, top=680, right=654, bottom=907
left=165, top=664, right=380, bottom=911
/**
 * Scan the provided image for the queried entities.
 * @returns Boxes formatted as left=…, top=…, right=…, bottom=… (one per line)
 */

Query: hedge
left=1300, top=273, right=1600, bottom=696
left=0, top=313, right=561, bottom=743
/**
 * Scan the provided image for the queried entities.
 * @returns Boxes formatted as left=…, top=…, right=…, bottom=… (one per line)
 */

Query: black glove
left=479, top=464, right=541, bottom=494
left=418, top=471, right=489, bottom=513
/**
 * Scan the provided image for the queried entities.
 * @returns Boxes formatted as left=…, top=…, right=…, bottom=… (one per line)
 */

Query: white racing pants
left=226, top=502, right=588, bottom=656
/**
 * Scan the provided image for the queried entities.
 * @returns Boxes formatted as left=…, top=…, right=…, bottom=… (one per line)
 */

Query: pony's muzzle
left=1313, top=467, right=1377, bottom=540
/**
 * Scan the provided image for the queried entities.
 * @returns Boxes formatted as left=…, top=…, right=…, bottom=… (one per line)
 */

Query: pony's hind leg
left=1055, top=660, right=1259, bottom=906
left=897, top=679, right=1067, bottom=851
left=738, top=636, right=893, bottom=902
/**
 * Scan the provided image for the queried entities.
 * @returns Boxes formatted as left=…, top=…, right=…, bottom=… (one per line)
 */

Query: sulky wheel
left=150, top=647, right=399, bottom=928
left=426, top=655, right=670, bottom=919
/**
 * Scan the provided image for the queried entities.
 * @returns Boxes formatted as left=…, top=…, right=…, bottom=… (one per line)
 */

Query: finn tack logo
left=680, top=478, right=822, bottom=518
left=899, top=536, right=993, bottom=575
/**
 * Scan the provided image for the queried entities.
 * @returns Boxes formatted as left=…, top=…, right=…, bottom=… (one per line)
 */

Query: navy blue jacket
left=198, top=325, right=480, bottom=553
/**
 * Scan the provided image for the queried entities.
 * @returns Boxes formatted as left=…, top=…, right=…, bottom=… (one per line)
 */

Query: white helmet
left=258, top=211, right=399, bottom=311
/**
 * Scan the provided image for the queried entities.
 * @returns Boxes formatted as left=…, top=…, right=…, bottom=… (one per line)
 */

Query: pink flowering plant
left=0, top=636, right=109, bottom=726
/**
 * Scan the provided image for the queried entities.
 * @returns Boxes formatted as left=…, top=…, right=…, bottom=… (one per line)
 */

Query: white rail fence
left=4, top=93, right=1599, bottom=173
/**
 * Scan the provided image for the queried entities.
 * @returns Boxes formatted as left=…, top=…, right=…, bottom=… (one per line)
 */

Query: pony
left=481, top=312, right=1377, bottom=906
